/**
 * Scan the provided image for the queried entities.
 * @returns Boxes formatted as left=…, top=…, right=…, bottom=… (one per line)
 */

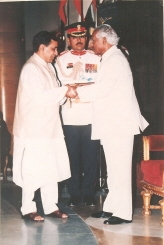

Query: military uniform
left=55, top=22, right=100, bottom=205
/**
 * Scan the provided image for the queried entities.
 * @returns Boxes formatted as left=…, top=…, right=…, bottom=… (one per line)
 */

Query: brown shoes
left=47, top=209, right=69, bottom=219
left=22, top=212, right=44, bottom=222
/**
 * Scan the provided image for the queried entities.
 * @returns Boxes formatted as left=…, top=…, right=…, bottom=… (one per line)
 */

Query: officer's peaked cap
left=65, top=22, right=87, bottom=37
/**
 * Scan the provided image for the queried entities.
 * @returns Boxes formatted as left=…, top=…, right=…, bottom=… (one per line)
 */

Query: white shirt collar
left=101, top=45, right=118, bottom=62
left=33, top=52, right=48, bottom=66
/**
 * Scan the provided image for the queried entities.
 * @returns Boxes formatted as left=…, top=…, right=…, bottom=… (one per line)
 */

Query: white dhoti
left=101, top=136, right=134, bottom=221
left=13, top=136, right=71, bottom=215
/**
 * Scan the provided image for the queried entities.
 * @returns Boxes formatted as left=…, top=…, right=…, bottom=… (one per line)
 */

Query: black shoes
left=91, top=211, right=113, bottom=218
left=104, top=216, right=132, bottom=225
left=83, top=196, right=96, bottom=206
left=91, top=211, right=132, bottom=224
left=68, top=196, right=81, bottom=206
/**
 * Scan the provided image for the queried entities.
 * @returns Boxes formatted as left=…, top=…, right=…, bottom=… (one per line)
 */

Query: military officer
left=55, top=22, right=101, bottom=206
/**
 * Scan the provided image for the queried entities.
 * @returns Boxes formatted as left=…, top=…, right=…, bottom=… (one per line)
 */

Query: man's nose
left=77, top=37, right=82, bottom=41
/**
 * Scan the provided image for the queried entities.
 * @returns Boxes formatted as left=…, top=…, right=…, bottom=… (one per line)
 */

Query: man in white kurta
left=76, top=25, right=149, bottom=224
left=13, top=31, right=73, bottom=221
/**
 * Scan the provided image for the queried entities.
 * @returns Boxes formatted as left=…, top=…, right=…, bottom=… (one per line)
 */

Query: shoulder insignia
left=59, top=50, right=70, bottom=56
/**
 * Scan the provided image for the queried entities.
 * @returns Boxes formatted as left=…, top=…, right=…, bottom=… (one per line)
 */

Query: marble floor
left=0, top=176, right=163, bottom=245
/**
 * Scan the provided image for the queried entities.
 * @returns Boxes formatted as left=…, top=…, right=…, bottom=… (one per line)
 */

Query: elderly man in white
left=71, top=24, right=149, bottom=225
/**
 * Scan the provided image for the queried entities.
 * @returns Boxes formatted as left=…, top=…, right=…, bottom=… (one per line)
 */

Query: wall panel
left=0, top=2, right=25, bottom=135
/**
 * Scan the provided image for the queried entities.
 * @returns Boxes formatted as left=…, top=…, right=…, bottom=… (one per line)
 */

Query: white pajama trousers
left=101, top=136, right=134, bottom=220
left=21, top=182, right=58, bottom=215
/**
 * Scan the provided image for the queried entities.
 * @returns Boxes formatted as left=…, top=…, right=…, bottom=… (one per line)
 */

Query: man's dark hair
left=33, top=31, right=58, bottom=52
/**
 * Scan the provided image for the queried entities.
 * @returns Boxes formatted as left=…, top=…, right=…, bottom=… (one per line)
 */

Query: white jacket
left=55, top=50, right=100, bottom=125
left=77, top=46, right=149, bottom=139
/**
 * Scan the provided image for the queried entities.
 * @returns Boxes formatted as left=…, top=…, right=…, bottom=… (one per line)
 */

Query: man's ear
left=39, top=44, right=45, bottom=51
left=102, top=37, right=107, bottom=44
left=67, top=38, right=70, bottom=46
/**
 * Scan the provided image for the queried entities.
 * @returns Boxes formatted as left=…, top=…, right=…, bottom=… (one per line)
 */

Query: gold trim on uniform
left=56, top=58, right=83, bottom=80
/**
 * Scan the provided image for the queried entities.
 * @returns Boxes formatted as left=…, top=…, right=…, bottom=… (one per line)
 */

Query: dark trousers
left=63, top=125, right=100, bottom=198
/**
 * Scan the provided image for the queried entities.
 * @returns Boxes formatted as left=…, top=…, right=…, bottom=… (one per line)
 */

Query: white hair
left=95, top=24, right=119, bottom=45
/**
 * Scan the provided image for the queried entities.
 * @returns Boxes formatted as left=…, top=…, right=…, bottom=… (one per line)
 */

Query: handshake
left=65, top=84, right=78, bottom=99
left=65, top=82, right=93, bottom=99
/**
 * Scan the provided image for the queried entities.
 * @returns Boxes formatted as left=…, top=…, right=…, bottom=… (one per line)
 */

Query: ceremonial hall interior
left=0, top=1, right=163, bottom=245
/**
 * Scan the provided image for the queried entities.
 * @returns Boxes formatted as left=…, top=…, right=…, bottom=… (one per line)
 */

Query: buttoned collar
left=101, top=45, right=118, bottom=63
left=70, top=49, right=86, bottom=56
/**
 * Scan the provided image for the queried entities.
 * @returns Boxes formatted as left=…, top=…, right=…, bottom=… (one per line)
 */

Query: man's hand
left=76, top=82, right=94, bottom=86
left=65, top=85, right=78, bottom=98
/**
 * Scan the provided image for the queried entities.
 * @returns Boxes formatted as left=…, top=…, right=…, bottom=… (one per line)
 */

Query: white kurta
left=55, top=50, right=100, bottom=125
left=13, top=53, right=71, bottom=192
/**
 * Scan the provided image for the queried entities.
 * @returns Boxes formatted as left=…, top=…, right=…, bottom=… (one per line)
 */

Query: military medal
left=85, top=64, right=97, bottom=73
left=67, top=63, right=73, bottom=68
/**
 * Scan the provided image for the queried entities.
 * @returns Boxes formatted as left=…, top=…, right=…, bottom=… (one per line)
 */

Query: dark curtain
left=98, top=1, right=163, bottom=134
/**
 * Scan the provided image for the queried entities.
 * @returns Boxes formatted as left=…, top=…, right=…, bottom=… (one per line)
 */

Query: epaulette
left=59, top=50, right=70, bottom=57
